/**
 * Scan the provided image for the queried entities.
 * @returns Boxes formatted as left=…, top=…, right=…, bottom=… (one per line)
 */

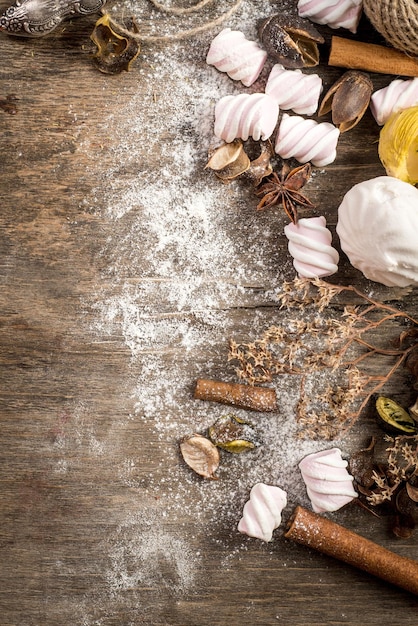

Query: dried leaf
left=179, top=433, right=219, bottom=479
left=91, top=13, right=141, bottom=75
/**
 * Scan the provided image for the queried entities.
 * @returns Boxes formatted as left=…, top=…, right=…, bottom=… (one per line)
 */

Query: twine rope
left=108, top=0, right=243, bottom=43
left=363, top=0, right=418, bottom=56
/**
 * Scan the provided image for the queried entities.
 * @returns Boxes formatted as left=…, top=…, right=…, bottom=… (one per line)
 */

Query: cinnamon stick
left=329, top=36, right=418, bottom=77
left=285, top=506, right=418, bottom=595
left=194, top=378, right=277, bottom=412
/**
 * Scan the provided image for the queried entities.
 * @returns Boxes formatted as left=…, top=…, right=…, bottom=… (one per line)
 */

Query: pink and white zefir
left=238, top=483, right=287, bottom=542
left=214, top=93, right=279, bottom=143
left=370, top=77, right=418, bottom=125
left=299, top=448, right=358, bottom=513
left=265, top=64, right=323, bottom=116
left=297, top=0, right=363, bottom=34
left=284, top=216, right=339, bottom=278
left=275, top=113, right=340, bottom=166
left=206, top=28, right=268, bottom=87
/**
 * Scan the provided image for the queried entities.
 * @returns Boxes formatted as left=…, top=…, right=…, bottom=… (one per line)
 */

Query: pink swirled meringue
left=370, top=78, right=418, bottom=126
left=275, top=113, right=339, bottom=166
left=238, top=483, right=287, bottom=542
left=299, top=448, right=358, bottom=513
left=265, top=64, right=323, bottom=116
left=297, top=0, right=363, bottom=34
left=206, top=28, right=267, bottom=87
left=214, top=93, right=279, bottom=143
left=284, top=216, right=339, bottom=278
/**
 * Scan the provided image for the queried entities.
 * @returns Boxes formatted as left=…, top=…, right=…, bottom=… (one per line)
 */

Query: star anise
left=255, top=162, right=314, bottom=223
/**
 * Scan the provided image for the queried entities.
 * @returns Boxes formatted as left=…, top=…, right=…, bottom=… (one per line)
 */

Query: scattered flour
left=68, top=0, right=358, bottom=607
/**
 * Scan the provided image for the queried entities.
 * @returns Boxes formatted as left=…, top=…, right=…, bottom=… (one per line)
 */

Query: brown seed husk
left=179, top=433, right=220, bottom=479
left=206, top=140, right=250, bottom=181
left=259, top=13, right=324, bottom=69
left=318, top=71, right=373, bottom=132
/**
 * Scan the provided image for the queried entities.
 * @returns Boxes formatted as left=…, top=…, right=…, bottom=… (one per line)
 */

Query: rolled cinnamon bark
left=329, top=36, right=418, bottom=77
left=285, top=506, right=418, bottom=595
left=194, top=378, right=277, bottom=412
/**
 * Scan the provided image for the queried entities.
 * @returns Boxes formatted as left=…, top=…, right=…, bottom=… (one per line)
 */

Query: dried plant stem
left=229, top=279, right=418, bottom=438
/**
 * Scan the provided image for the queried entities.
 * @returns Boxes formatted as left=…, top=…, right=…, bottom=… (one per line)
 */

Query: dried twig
left=228, top=278, right=418, bottom=439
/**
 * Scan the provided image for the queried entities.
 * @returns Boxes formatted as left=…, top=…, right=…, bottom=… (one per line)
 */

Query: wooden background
left=1, top=1, right=417, bottom=624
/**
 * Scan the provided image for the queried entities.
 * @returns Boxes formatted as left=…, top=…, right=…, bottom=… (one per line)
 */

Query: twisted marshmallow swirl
left=297, top=0, right=363, bottom=33
left=299, top=448, right=358, bottom=513
left=238, top=483, right=287, bottom=542
left=370, top=78, right=418, bottom=125
left=284, top=216, right=339, bottom=278
left=265, top=64, right=323, bottom=116
left=214, top=93, right=279, bottom=143
left=275, top=113, right=340, bottom=166
left=206, top=28, right=267, bottom=87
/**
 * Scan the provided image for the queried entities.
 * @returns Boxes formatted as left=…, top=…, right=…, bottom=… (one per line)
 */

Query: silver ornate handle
left=0, top=0, right=106, bottom=36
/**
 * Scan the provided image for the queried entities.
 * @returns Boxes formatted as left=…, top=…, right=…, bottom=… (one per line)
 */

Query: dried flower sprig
left=350, top=435, right=418, bottom=538
left=228, top=278, right=418, bottom=438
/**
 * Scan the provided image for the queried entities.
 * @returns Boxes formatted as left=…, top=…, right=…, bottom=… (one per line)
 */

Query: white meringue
left=337, top=176, right=418, bottom=287
left=238, top=483, right=287, bottom=542
left=299, top=448, right=357, bottom=513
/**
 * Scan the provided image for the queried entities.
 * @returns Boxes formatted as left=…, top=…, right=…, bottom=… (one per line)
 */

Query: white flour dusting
left=72, top=0, right=357, bottom=605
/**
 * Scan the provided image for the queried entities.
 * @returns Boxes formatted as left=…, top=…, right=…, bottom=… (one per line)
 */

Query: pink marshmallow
left=238, top=483, right=287, bottom=542
left=214, top=93, right=279, bottom=143
left=299, top=448, right=358, bottom=513
left=284, top=216, right=339, bottom=278
left=206, top=28, right=267, bottom=87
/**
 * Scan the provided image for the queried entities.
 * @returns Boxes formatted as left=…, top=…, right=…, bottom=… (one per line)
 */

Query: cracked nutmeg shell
left=258, top=13, right=324, bottom=69
left=318, top=71, right=373, bottom=133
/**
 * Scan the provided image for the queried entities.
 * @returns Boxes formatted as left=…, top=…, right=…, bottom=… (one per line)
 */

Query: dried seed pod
left=91, top=13, right=141, bottom=75
left=376, top=396, right=417, bottom=435
left=244, top=140, right=274, bottom=186
left=409, top=398, right=418, bottom=422
left=406, top=481, right=418, bottom=504
left=205, top=140, right=250, bottom=182
left=318, top=71, right=373, bottom=132
left=179, top=434, right=220, bottom=479
left=258, top=13, right=324, bottom=69
left=208, top=414, right=260, bottom=453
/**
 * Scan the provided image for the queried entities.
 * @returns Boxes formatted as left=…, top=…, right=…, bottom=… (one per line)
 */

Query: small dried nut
left=318, top=71, right=373, bottom=133
left=258, top=14, right=324, bottom=69
left=206, top=140, right=250, bottom=182
left=179, top=433, right=220, bottom=479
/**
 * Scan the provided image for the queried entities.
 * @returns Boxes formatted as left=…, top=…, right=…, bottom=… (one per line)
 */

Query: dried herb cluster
left=228, top=278, right=418, bottom=439
left=350, top=436, right=418, bottom=538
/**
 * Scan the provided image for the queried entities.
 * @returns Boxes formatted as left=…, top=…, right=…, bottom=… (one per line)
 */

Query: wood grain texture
left=1, top=2, right=417, bottom=625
